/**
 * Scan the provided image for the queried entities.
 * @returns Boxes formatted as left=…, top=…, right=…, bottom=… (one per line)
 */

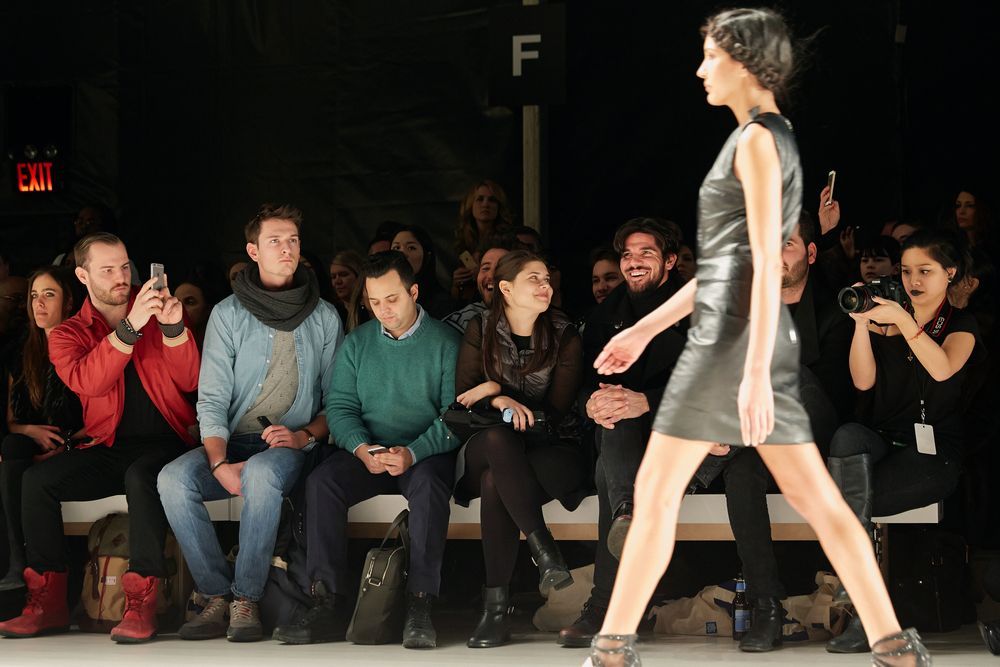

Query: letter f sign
left=512, top=34, right=542, bottom=77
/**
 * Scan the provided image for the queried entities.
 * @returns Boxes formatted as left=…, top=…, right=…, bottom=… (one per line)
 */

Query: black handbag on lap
left=346, top=509, right=410, bottom=644
left=441, top=402, right=546, bottom=443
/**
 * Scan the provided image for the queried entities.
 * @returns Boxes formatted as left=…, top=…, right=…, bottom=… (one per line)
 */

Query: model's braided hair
left=702, top=8, right=795, bottom=102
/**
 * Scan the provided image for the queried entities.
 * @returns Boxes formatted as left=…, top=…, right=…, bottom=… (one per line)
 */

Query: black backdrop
left=1, top=0, right=997, bottom=315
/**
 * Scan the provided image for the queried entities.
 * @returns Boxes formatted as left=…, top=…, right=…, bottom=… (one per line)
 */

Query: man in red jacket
left=0, top=232, right=200, bottom=643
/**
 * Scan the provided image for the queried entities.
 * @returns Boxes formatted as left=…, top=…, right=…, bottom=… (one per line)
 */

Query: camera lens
left=837, top=286, right=862, bottom=313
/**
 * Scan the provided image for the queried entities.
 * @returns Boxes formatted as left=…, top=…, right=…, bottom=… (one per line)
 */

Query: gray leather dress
left=652, top=110, right=813, bottom=446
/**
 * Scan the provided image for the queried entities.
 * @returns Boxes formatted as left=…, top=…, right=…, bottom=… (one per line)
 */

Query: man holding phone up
left=271, top=250, right=459, bottom=649
left=0, top=233, right=200, bottom=643
left=158, top=204, right=342, bottom=642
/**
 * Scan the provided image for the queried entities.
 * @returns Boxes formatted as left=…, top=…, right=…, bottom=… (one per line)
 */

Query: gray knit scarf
left=232, top=263, right=320, bottom=332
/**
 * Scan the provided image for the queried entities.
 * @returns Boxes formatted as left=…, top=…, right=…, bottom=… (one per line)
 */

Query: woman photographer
left=1, top=268, right=82, bottom=591
left=453, top=250, right=586, bottom=648
left=827, top=228, right=983, bottom=652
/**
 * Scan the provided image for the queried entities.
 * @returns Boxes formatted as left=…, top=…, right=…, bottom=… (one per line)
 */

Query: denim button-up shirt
left=197, top=294, right=344, bottom=443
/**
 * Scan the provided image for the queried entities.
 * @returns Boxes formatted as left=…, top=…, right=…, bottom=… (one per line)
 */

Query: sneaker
left=178, top=595, right=229, bottom=640
left=227, top=598, right=263, bottom=642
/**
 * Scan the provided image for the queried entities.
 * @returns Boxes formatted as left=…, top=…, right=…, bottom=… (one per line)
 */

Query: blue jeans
left=158, top=434, right=304, bottom=601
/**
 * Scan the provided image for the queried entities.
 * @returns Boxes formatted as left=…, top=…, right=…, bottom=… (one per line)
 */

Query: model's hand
left=594, top=324, right=654, bottom=376
left=737, top=371, right=774, bottom=447
left=23, top=424, right=64, bottom=451
left=213, top=462, right=243, bottom=496
left=356, top=445, right=388, bottom=475
left=125, top=277, right=164, bottom=331
left=490, top=395, right=534, bottom=431
left=155, top=274, right=184, bottom=325
left=818, top=185, right=841, bottom=235
left=376, top=447, right=414, bottom=477
left=456, top=381, right=501, bottom=408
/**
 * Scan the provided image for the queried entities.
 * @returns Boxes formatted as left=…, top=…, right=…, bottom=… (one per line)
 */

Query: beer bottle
left=733, top=575, right=750, bottom=640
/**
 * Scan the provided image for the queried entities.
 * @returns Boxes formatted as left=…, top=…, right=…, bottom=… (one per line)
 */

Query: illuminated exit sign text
left=16, top=161, right=55, bottom=192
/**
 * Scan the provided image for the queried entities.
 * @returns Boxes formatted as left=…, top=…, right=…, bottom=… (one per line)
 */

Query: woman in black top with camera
left=827, top=228, right=982, bottom=652
left=453, top=249, right=586, bottom=649
left=1, top=268, right=83, bottom=591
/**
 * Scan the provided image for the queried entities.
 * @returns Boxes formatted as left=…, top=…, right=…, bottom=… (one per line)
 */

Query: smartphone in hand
left=151, top=262, right=166, bottom=290
left=367, top=445, right=390, bottom=456
left=825, top=170, right=837, bottom=205
left=256, top=416, right=273, bottom=429
left=459, top=251, right=478, bottom=270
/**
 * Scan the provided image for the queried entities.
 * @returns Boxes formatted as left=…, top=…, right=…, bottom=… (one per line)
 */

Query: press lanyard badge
left=914, top=400, right=936, bottom=455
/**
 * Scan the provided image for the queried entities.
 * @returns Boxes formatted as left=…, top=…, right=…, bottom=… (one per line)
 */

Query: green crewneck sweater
left=326, top=316, right=460, bottom=463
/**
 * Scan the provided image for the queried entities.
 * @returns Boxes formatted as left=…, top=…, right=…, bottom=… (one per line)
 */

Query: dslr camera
left=837, top=276, right=909, bottom=314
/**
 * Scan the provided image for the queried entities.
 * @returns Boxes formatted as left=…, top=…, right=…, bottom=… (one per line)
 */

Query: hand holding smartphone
left=256, top=416, right=273, bottom=429
left=367, top=445, right=390, bottom=456
left=459, top=251, right=478, bottom=271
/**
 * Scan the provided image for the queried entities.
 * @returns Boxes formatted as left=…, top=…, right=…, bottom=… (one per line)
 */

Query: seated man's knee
left=241, top=456, right=288, bottom=495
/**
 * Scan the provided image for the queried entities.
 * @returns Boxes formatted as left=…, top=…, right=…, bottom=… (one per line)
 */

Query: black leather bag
left=345, top=509, right=410, bottom=644
left=889, top=526, right=973, bottom=632
left=441, top=402, right=546, bottom=443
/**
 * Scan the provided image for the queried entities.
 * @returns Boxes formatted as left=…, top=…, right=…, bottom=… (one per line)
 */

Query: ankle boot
left=826, top=612, right=869, bottom=653
left=0, top=458, right=29, bottom=592
left=606, top=502, right=633, bottom=561
left=467, top=586, right=512, bottom=648
left=558, top=599, right=607, bottom=647
left=979, top=619, right=1000, bottom=655
left=526, top=529, right=573, bottom=595
left=110, top=572, right=159, bottom=643
left=827, top=454, right=875, bottom=603
left=0, top=568, right=70, bottom=638
left=272, top=580, right=349, bottom=644
left=871, top=627, right=931, bottom=666
left=402, top=591, right=436, bottom=649
left=738, top=597, right=783, bottom=652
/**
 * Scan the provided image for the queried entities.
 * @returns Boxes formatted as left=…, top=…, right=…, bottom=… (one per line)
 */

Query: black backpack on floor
left=888, top=526, right=973, bottom=632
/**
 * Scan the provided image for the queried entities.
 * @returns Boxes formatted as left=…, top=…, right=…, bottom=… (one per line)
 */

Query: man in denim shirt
left=158, top=204, right=342, bottom=642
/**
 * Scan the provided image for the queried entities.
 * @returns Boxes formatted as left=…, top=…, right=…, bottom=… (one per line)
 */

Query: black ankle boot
left=558, top=599, right=607, bottom=647
left=526, top=529, right=573, bottom=595
left=738, top=597, right=783, bottom=652
left=826, top=612, right=869, bottom=653
left=272, top=581, right=349, bottom=644
left=606, top=502, right=633, bottom=561
left=467, top=586, right=512, bottom=648
left=980, top=620, right=1000, bottom=655
left=402, top=592, right=436, bottom=649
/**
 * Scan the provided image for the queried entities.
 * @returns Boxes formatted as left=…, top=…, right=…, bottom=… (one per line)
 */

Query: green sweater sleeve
left=406, top=331, right=461, bottom=463
left=326, top=336, right=371, bottom=452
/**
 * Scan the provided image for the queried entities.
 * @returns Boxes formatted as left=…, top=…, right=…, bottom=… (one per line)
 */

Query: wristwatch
left=300, top=428, right=317, bottom=447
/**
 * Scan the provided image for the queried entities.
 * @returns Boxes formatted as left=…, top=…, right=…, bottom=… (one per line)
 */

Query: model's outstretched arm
left=594, top=277, right=696, bottom=375
left=734, top=123, right=783, bottom=446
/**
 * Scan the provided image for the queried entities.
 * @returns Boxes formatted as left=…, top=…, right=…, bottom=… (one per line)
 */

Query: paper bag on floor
left=532, top=563, right=594, bottom=631
left=651, top=584, right=735, bottom=636
left=782, top=571, right=849, bottom=641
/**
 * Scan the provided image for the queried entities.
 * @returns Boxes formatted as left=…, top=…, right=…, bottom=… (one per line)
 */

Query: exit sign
left=16, top=161, right=56, bottom=192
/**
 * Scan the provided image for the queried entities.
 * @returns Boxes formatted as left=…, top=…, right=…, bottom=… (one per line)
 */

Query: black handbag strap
left=379, top=508, right=410, bottom=554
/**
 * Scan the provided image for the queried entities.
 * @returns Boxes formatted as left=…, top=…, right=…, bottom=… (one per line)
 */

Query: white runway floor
left=0, top=623, right=994, bottom=666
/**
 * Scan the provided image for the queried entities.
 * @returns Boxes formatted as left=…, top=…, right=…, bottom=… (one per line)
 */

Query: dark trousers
left=306, top=449, right=455, bottom=596
left=722, top=449, right=785, bottom=600
left=1, top=434, right=40, bottom=570
left=21, top=437, right=185, bottom=577
left=588, top=415, right=651, bottom=608
left=828, top=422, right=962, bottom=516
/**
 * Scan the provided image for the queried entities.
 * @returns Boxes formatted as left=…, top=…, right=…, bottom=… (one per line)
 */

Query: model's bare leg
left=755, top=443, right=900, bottom=642
left=594, top=433, right=713, bottom=657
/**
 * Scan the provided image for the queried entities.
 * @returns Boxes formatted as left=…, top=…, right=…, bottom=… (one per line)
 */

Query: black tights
left=458, top=427, right=550, bottom=587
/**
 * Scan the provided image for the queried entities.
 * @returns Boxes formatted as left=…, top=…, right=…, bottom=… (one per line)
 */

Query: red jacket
left=48, top=291, right=200, bottom=448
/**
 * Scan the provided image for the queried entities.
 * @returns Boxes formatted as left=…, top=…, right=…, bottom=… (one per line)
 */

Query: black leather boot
left=526, top=529, right=573, bottom=595
left=979, top=620, right=1000, bottom=655
left=467, top=586, right=512, bottom=648
left=738, top=597, right=783, bottom=652
left=827, top=453, right=875, bottom=603
left=0, top=458, right=29, bottom=591
left=826, top=612, right=869, bottom=653
left=402, top=592, right=436, bottom=649
left=558, top=599, right=607, bottom=647
left=272, top=580, right=350, bottom=644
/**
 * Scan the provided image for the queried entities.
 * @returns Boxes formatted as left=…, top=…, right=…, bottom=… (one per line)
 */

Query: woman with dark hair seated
left=453, top=250, right=587, bottom=648
left=391, top=225, right=455, bottom=319
left=826, top=228, right=985, bottom=652
left=1, top=268, right=83, bottom=591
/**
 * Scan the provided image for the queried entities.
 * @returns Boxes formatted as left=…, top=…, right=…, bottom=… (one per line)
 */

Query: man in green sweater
left=273, top=250, right=460, bottom=649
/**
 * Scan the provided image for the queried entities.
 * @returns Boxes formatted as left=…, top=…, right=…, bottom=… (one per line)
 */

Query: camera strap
left=906, top=298, right=952, bottom=455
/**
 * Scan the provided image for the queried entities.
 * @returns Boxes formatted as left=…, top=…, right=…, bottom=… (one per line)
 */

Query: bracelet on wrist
left=908, top=327, right=925, bottom=342
left=209, top=458, right=229, bottom=473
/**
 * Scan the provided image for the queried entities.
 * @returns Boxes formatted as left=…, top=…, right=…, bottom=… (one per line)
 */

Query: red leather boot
left=110, top=572, right=159, bottom=643
left=0, top=568, right=70, bottom=637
